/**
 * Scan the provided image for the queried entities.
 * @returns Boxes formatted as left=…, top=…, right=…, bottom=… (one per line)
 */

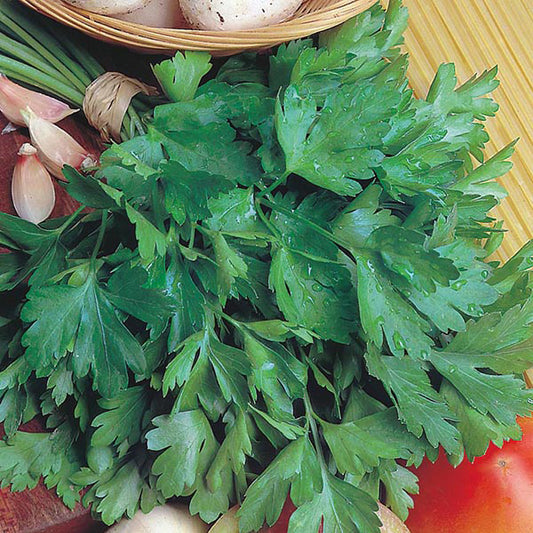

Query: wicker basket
left=18, top=0, right=376, bottom=55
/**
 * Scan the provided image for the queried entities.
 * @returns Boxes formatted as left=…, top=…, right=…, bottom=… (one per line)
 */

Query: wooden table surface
left=0, top=37, right=140, bottom=533
left=0, top=123, right=104, bottom=532
left=0, top=421, right=104, bottom=532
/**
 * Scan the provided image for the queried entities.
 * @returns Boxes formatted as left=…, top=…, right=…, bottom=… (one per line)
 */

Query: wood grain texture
left=0, top=114, right=103, bottom=533
left=18, top=0, right=377, bottom=55
left=0, top=421, right=104, bottom=533
left=403, top=0, right=533, bottom=261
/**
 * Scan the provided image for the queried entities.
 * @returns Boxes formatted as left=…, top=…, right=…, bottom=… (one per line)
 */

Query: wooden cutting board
left=0, top=421, right=104, bottom=533
left=0, top=481, right=103, bottom=533
left=0, top=36, right=162, bottom=533
left=0, top=111, right=102, bottom=531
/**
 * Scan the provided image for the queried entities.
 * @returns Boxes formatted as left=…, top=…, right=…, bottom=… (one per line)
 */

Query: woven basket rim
left=18, top=0, right=376, bottom=54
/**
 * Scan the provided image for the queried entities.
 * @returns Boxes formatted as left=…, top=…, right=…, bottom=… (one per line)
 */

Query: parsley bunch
left=1, top=1, right=533, bottom=531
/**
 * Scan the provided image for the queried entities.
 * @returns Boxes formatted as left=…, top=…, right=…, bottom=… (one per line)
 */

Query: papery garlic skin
left=12, top=143, right=56, bottom=224
left=21, top=108, right=97, bottom=180
left=0, top=74, right=77, bottom=126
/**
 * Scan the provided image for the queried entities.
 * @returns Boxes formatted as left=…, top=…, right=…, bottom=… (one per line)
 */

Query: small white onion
left=107, top=504, right=209, bottom=533
left=208, top=506, right=239, bottom=532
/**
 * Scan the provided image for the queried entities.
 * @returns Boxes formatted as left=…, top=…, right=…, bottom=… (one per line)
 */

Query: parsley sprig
left=1, top=1, right=532, bottom=531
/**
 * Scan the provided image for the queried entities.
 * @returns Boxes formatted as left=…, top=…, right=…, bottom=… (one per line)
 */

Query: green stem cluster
left=0, top=0, right=146, bottom=140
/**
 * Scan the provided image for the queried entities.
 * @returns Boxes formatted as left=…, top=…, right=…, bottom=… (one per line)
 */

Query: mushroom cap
left=179, top=0, right=304, bottom=31
left=62, top=0, right=150, bottom=15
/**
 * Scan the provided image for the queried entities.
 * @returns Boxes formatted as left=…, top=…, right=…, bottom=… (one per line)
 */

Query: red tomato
left=406, top=416, right=533, bottom=533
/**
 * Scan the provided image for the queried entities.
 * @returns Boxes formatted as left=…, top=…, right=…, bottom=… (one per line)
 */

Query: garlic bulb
left=179, top=0, right=303, bottom=31
left=12, top=143, right=55, bottom=224
left=21, top=108, right=97, bottom=180
left=0, top=74, right=77, bottom=126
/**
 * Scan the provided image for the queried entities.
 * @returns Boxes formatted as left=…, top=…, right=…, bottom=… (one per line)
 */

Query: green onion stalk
left=0, top=0, right=150, bottom=140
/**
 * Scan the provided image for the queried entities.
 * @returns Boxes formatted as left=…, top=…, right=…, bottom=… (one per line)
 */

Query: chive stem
left=0, top=34, right=72, bottom=88
left=0, top=55, right=84, bottom=105
left=91, top=210, right=109, bottom=264
left=0, top=9, right=88, bottom=93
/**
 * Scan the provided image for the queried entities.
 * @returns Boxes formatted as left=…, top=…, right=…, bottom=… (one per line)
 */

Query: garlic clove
left=0, top=74, right=77, bottom=126
left=21, top=108, right=98, bottom=180
left=12, top=143, right=56, bottom=224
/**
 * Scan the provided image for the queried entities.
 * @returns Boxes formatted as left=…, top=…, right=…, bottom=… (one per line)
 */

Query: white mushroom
left=62, top=0, right=149, bottom=15
left=115, top=0, right=186, bottom=28
left=179, top=0, right=304, bottom=31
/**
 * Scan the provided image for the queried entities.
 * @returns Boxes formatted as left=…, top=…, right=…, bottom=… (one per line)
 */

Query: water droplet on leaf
left=392, top=332, right=405, bottom=351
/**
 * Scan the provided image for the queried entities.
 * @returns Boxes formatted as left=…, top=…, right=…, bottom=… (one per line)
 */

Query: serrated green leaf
left=207, top=188, right=267, bottom=238
left=0, top=212, right=57, bottom=251
left=288, top=472, right=381, bottom=533
left=380, top=461, right=419, bottom=521
left=365, top=344, right=460, bottom=453
left=209, top=232, right=248, bottom=304
left=21, top=272, right=145, bottom=397
left=153, top=51, right=212, bottom=103
left=146, top=410, right=217, bottom=498
left=106, top=263, right=174, bottom=337
left=276, top=81, right=400, bottom=196
left=269, top=39, right=314, bottom=91
left=322, top=409, right=429, bottom=478
left=0, top=426, right=81, bottom=508
left=243, top=332, right=306, bottom=417
left=161, top=160, right=233, bottom=225
left=206, top=410, right=252, bottom=492
left=270, top=247, right=356, bottom=343
left=124, top=203, right=167, bottom=264
left=357, top=256, right=433, bottom=358
left=429, top=300, right=533, bottom=427
left=152, top=108, right=261, bottom=187
left=320, top=0, right=407, bottom=60
left=165, top=252, right=206, bottom=350
left=90, top=460, right=146, bottom=525
left=453, top=141, right=515, bottom=199
left=238, top=438, right=322, bottom=531
left=62, top=167, right=116, bottom=209
left=441, top=380, right=522, bottom=461
left=91, top=386, right=150, bottom=455
left=47, top=359, right=74, bottom=406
